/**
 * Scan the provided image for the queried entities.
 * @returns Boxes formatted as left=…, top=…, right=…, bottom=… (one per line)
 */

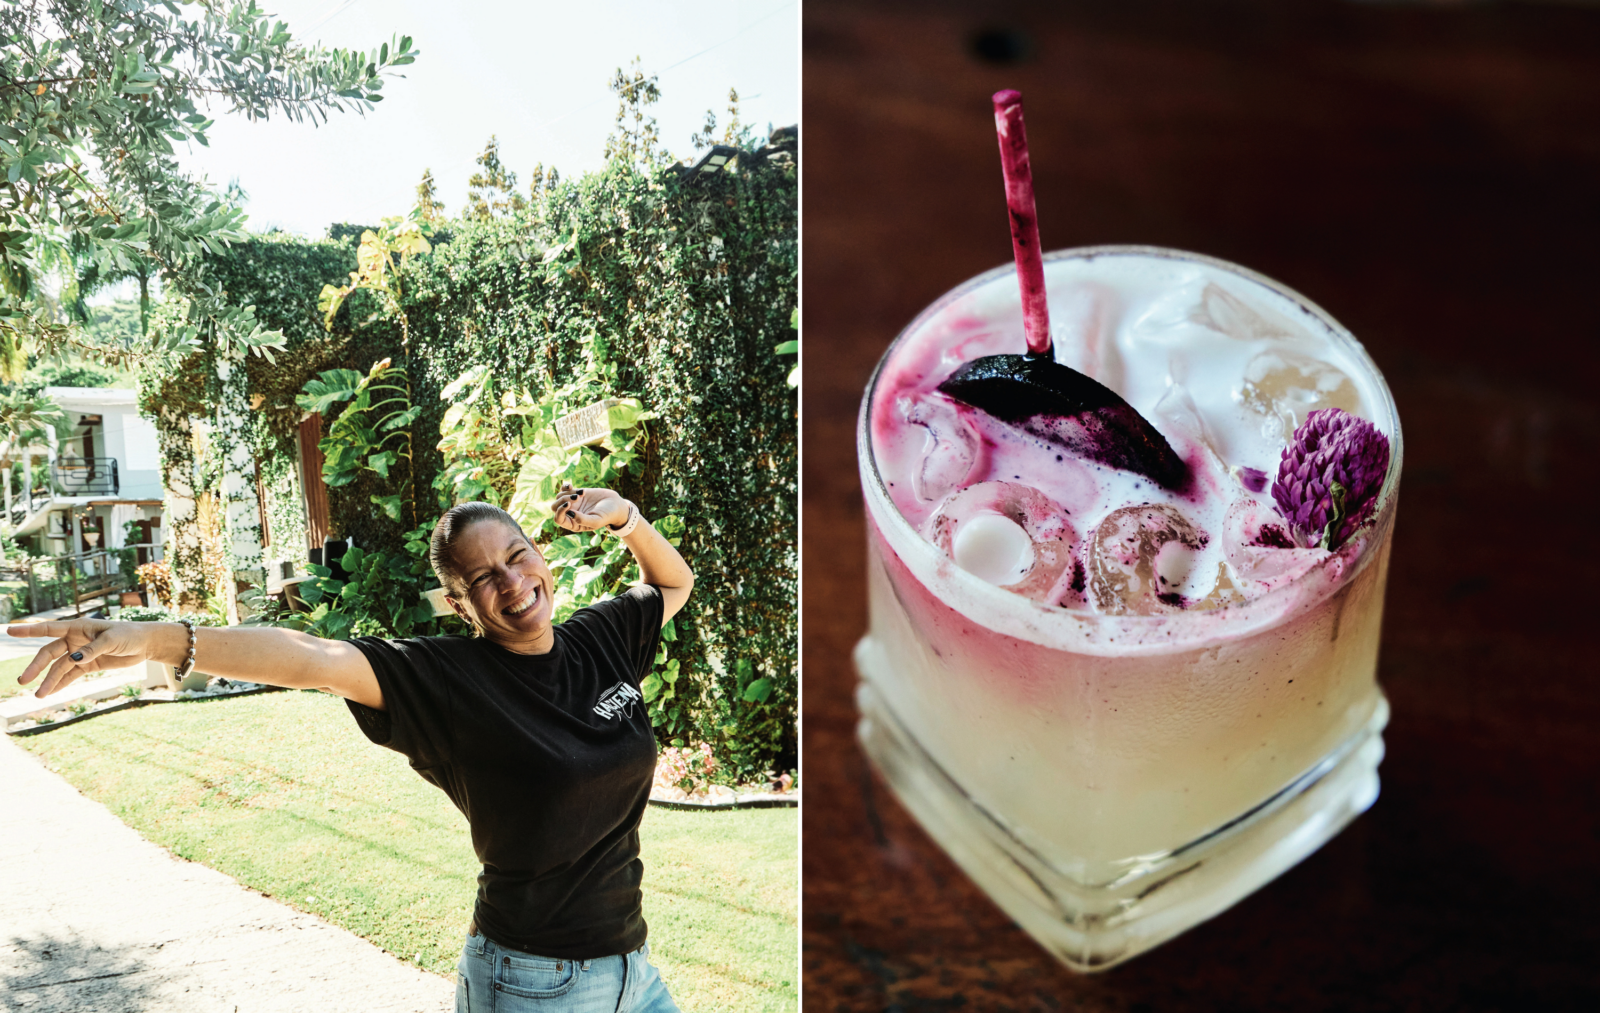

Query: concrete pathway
left=0, top=632, right=58, bottom=663
left=0, top=734, right=454, bottom=1012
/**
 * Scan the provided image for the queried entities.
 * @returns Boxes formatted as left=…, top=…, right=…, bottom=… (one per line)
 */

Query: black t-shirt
left=345, top=584, right=663, bottom=959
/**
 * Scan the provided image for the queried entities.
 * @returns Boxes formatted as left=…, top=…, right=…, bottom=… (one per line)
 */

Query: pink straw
left=992, top=89, right=1051, bottom=357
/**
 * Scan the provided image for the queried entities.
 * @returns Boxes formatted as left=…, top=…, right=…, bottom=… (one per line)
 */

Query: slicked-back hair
left=429, top=502, right=535, bottom=598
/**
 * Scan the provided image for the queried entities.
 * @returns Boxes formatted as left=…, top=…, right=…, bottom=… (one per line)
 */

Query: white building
left=8, top=387, right=164, bottom=562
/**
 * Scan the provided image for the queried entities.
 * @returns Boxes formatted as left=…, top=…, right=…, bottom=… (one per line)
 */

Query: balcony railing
left=52, top=456, right=119, bottom=496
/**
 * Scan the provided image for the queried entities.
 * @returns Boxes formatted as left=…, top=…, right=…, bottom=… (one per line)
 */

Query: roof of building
left=43, top=387, right=139, bottom=412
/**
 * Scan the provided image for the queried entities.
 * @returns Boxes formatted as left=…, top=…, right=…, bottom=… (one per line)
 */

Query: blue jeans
left=455, top=930, right=680, bottom=1012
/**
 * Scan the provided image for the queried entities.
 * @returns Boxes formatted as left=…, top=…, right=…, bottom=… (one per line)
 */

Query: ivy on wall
left=141, top=232, right=364, bottom=579
left=144, top=137, right=797, bottom=778
left=398, top=152, right=798, bottom=775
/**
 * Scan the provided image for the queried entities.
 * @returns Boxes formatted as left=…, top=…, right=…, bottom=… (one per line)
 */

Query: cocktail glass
left=855, top=245, right=1401, bottom=971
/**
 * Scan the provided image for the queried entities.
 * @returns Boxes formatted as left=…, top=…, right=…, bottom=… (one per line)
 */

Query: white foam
left=869, top=247, right=1397, bottom=632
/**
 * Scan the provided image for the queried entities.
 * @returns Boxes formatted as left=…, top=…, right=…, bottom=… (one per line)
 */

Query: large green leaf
left=371, top=494, right=403, bottom=521
left=296, top=368, right=365, bottom=415
left=641, top=674, right=662, bottom=703
left=367, top=449, right=397, bottom=478
left=440, top=365, right=490, bottom=402
left=742, top=678, right=773, bottom=704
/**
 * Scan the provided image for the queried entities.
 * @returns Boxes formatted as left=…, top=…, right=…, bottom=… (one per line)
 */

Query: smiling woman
left=9, top=485, right=694, bottom=1013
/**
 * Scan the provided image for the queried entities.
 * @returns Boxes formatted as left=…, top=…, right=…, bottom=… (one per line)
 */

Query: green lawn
left=17, top=689, right=798, bottom=1012
left=1, top=655, right=32, bottom=697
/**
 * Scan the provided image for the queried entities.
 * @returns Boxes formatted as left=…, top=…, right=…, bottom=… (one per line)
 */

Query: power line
left=302, top=0, right=364, bottom=38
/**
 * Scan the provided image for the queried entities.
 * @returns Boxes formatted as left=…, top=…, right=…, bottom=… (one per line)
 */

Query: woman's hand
left=8, top=620, right=176, bottom=699
left=547, top=483, right=694, bottom=626
left=550, top=482, right=631, bottom=533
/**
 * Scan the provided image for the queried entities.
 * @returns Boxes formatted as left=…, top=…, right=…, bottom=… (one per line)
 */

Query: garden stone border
left=648, top=793, right=798, bottom=811
left=7, top=696, right=145, bottom=736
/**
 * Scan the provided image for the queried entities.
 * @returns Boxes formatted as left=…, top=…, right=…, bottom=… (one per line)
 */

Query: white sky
left=176, top=0, right=799, bottom=238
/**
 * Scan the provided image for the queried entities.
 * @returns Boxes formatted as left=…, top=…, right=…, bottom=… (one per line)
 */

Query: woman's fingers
left=550, top=486, right=606, bottom=530
left=34, top=657, right=84, bottom=699
left=31, top=628, right=126, bottom=698
left=16, top=638, right=69, bottom=686
left=10, top=621, right=85, bottom=643
left=34, top=649, right=91, bottom=698
left=13, top=621, right=102, bottom=686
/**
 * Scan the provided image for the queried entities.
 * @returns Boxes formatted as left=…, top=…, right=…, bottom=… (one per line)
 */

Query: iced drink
left=855, top=246, right=1400, bottom=970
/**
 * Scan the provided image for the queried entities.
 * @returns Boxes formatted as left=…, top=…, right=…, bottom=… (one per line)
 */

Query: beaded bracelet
left=176, top=617, right=197, bottom=683
left=608, top=502, right=641, bottom=538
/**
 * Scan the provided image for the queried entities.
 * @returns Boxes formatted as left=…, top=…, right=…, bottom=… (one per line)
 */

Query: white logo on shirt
left=593, top=681, right=642, bottom=720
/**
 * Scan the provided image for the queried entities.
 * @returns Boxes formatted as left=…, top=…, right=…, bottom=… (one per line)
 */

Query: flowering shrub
left=653, top=742, right=719, bottom=796
left=135, top=560, right=173, bottom=606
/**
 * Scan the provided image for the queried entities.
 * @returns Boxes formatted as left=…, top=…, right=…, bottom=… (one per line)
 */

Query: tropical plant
left=113, top=547, right=139, bottom=587
left=317, top=214, right=431, bottom=348
left=603, top=58, right=664, bottom=169
left=297, top=357, right=424, bottom=529
left=0, top=390, right=62, bottom=456
left=0, top=0, right=418, bottom=372
left=464, top=136, right=527, bottom=220
left=272, top=533, right=444, bottom=641
left=415, top=169, right=445, bottom=223
left=689, top=87, right=758, bottom=153
left=776, top=307, right=798, bottom=388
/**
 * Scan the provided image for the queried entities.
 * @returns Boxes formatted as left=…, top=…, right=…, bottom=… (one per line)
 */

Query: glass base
left=854, top=666, right=1388, bottom=972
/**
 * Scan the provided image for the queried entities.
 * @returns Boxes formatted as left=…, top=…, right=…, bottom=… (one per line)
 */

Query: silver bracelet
left=176, top=618, right=197, bottom=682
left=608, top=502, right=641, bottom=538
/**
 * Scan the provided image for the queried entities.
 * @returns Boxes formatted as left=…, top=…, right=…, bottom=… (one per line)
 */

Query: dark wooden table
left=801, top=2, right=1600, bottom=1008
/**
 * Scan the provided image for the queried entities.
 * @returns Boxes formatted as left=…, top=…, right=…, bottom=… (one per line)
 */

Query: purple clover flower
left=1271, top=408, right=1391, bottom=550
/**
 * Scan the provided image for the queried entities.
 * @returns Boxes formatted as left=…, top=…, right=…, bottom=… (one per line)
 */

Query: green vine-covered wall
left=145, top=146, right=797, bottom=776
left=399, top=157, right=798, bottom=773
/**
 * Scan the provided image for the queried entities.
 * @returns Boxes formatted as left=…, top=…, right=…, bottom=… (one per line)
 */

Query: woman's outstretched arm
left=550, top=484, right=695, bottom=624
left=9, top=621, right=383, bottom=709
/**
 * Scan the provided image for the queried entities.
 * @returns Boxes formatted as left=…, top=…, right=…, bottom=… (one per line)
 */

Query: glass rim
left=857, top=244, right=1404, bottom=656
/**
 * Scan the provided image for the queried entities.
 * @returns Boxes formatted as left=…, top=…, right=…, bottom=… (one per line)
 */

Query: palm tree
left=0, top=390, right=64, bottom=536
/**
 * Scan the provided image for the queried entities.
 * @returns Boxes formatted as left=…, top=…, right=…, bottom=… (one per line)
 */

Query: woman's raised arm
left=9, top=621, right=384, bottom=710
left=550, top=485, right=695, bottom=624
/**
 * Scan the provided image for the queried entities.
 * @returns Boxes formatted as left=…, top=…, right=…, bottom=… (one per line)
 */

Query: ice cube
left=925, top=481, right=1077, bottom=602
left=1050, top=281, right=1123, bottom=391
left=1124, top=277, right=1308, bottom=426
left=1153, top=383, right=1228, bottom=471
left=1236, top=349, right=1362, bottom=443
left=1221, top=497, right=1329, bottom=595
left=1191, top=282, right=1301, bottom=342
left=1135, top=279, right=1303, bottom=345
left=1086, top=504, right=1209, bottom=615
left=899, top=394, right=981, bottom=503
